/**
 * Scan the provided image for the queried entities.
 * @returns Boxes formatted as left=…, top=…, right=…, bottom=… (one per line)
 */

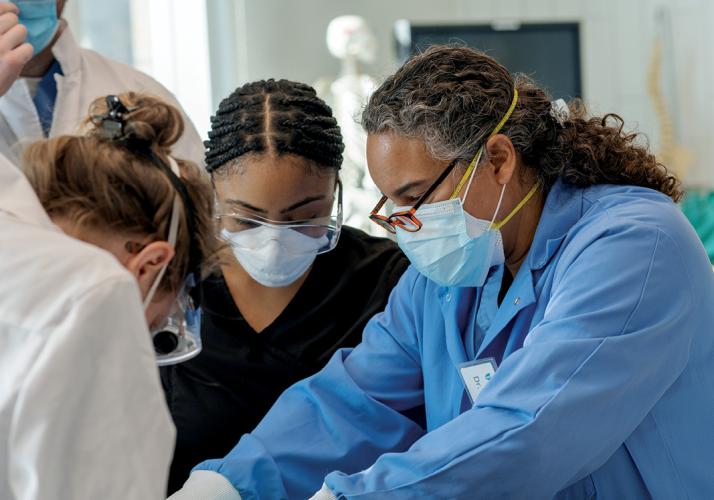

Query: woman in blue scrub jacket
left=170, top=46, right=714, bottom=500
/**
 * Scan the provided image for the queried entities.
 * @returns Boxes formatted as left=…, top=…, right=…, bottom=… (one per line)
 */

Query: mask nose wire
left=261, top=221, right=289, bottom=243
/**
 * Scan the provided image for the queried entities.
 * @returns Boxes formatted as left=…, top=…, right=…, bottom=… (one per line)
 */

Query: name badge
left=458, top=357, right=498, bottom=403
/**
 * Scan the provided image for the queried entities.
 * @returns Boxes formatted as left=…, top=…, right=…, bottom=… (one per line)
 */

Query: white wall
left=64, top=0, right=214, bottom=140
left=66, top=0, right=133, bottom=66
left=64, top=0, right=714, bottom=188
left=130, top=0, right=213, bottom=139
left=222, top=0, right=714, bottom=188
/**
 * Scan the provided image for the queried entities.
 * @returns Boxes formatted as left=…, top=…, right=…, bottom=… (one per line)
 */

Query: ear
left=125, top=241, right=176, bottom=298
left=485, top=134, right=517, bottom=186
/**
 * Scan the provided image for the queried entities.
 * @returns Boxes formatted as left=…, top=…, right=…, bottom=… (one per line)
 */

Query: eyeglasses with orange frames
left=369, top=159, right=459, bottom=234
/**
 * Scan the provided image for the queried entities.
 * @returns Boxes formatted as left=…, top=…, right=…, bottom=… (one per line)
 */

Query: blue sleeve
left=195, top=267, right=427, bottom=499
left=325, top=222, right=697, bottom=499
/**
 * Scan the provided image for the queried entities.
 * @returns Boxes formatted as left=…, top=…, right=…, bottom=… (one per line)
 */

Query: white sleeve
left=8, top=276, right=175, bottom=500
left=169, top=471, right=242, bottom=500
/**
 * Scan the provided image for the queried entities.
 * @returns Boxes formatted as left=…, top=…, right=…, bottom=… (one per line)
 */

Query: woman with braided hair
left=161, top=79, right=408, bottom=494
left=171, top=46, right=714, bottom=500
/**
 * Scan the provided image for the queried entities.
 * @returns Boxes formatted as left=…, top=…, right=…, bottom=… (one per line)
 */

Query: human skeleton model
left=315, top=16, right=383, bottom=235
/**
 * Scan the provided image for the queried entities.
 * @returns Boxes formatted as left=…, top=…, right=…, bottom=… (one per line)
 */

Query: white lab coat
left=0, top=24, right=204, bottom=166
left=0, top=155, right=175, bottom=499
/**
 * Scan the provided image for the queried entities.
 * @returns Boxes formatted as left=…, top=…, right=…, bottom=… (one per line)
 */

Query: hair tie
left=550, top=99, right=570, bottom=126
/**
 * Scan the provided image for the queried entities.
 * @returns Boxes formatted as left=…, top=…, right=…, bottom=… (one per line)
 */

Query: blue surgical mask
left=14, top=0, right=59, bottom=55
left=396, top=149, right=539, bottom=288
left=396, top=198, right=504, bottom=288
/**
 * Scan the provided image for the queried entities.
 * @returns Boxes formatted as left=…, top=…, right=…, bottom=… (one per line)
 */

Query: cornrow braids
left=205, top=79, right=345, bottom=174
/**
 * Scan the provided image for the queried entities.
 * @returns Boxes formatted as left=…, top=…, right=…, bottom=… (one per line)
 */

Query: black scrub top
left=160, top=226, right=409, bottom=494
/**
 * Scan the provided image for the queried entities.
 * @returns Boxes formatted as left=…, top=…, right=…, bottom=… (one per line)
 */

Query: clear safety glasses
left=152, top=276, right=202, bottom=366
left=215, top=182, right=343, bottom=255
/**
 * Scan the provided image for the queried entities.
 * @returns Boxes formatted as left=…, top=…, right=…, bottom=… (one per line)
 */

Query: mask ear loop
left=459, top=146, right=484, bottom=206
left=455, top=87, right=520, bottom=208
left=458, top=145, right=505, bottom=231
left=492, top=181, right=540, bottom=231
left=488, top=184, right=507, bottom=230
left=143, top=157, right=182, bottom=309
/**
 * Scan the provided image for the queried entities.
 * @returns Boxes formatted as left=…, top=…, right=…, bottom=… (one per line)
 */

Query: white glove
left=168, top=470, right=242, bottom=500
left=309, top=482, right=337, bottom=500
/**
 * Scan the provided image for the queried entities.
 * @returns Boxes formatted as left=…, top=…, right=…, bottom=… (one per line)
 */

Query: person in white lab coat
left=0, top=0, right=203, bottom=166
left=0, top=10, right=217, bottom=497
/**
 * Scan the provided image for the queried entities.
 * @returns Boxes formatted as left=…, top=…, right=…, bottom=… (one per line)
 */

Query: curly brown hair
left=22, top=92, right=218, bottom=292
left=362, top=45, right=682, bottom=202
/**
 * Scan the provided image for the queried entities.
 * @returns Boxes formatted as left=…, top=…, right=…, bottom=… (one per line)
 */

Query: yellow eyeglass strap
left=492, top=181, right=540, bottom=230
left=450, top=88, right=520, bottom=199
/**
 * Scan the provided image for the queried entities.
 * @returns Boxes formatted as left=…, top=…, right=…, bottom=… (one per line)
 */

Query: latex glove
left=309, top=483, right=337, bottom=500
left=168, top=470, right=242, bottom=500
left=0, top=2, right=32, bottom=96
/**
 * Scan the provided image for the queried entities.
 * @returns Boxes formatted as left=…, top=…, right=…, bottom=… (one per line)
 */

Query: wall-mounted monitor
left=395, top=21, right=583, bottom=100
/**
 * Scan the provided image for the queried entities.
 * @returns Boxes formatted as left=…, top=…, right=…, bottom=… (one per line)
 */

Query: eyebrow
left=393, top=179, right=430, bottom=199
left=281, top=195, right=327, bottom=214
left=224, top=199, right=268, bottom=214
left=224, top=195, right=327, bottom=215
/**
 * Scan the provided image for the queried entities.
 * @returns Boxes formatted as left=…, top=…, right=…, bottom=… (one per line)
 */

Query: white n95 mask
left=221, top=226, right=329, bottom=287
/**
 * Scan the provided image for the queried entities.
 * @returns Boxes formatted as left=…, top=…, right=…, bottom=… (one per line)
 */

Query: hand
left=309, top=483, right=337, bottom=500
left=0, top=2, right=32, bottom=96
left=168, top=471, right=243, bottom=500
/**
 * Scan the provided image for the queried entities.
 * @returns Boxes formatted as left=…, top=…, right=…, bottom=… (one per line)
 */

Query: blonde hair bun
left=87, top=91, right=185, bottom=151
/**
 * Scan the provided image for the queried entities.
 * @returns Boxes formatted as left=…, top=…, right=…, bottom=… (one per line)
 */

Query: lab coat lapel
left=52, top=72, right=81, bottom=135
left=475, top=179, right=585, bottom=360
left=438, top=285, right=482, bottom=413
left=476, top=265, right=536, bottom=360
left=50, top=27, right=83, bottom=136
left=0, top=81, right=43, bottom=147
left=439, top=287, right=470, bottom=367
left=473, top=266, right=501, bottom=343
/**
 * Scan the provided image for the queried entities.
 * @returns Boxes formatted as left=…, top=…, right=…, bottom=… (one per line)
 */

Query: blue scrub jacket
left=197, top=179, right=714, bottom=499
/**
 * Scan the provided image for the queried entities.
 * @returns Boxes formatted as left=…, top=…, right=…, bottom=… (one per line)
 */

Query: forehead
left=366, top=133, right=433, bottom=168
left=213, top=154, right=335, bottom=200
left=366, top=133, right=443, bottom=188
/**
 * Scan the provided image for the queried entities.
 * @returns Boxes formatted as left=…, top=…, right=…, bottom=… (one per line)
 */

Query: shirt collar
left=526, top=177, right=585, bottom=271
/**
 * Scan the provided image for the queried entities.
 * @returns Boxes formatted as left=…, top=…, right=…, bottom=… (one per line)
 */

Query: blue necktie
left=33, top=59, right=63, bottom=137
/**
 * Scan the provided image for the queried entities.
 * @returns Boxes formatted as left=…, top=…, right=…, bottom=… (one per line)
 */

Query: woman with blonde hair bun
left=0, top=91, right=217, bottom=500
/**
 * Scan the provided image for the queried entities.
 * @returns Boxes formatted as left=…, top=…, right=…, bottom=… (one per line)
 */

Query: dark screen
left=399, top=23, right=582, bottom=100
